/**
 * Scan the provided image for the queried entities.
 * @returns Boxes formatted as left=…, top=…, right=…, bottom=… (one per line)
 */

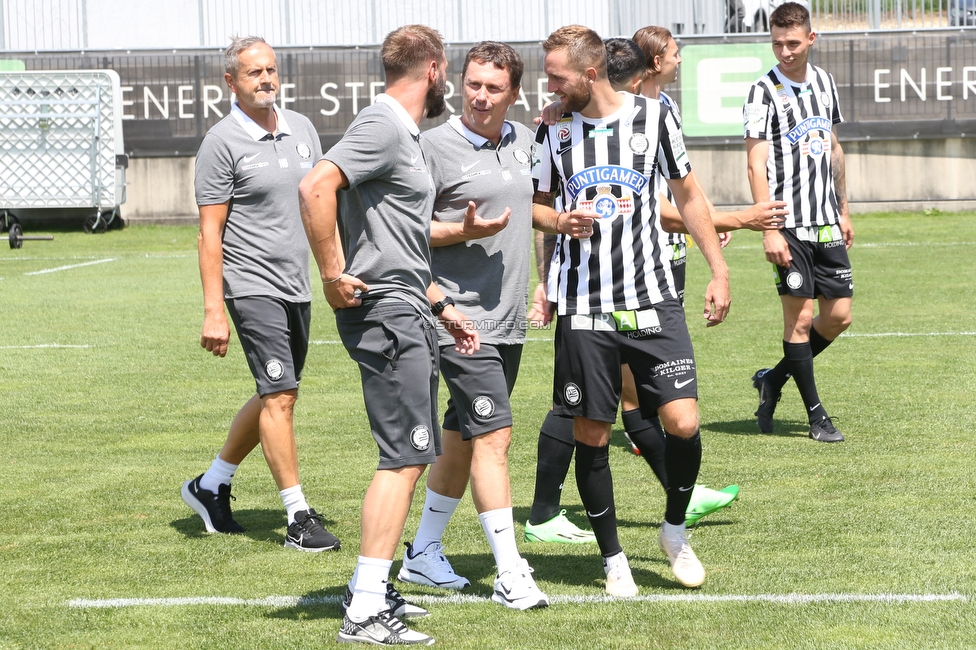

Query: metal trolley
left=0, top=69, right=127, bottom=235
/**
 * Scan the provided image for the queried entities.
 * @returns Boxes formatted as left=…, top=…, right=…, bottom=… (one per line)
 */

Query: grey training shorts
left=335, top=299, right=442, bottom=470
left=440, top=343, right=522, bottom=440
left=225, top=295, right=310, bottom=397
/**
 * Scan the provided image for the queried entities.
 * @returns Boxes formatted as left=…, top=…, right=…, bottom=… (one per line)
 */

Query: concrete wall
left=123, top=137, right=976, bottom=225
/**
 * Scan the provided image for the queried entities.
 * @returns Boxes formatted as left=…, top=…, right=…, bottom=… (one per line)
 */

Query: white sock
left=411, top=488, right=461, bottom=553
left=199, top=456, right=238, bottom=493
left=346, top=556, right=392, bottom=622
left=478, top=507, right=520, bottom=574
left=662, top=521, right=686, bottom=539
left=279, top=484, right=310, bottom=524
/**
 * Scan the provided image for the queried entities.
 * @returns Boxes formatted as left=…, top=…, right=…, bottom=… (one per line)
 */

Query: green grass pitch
left=0, top=213, right=974, bottom=648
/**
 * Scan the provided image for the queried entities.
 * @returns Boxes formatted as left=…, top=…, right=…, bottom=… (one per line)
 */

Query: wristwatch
left=431, top=296, right=455, bottom=316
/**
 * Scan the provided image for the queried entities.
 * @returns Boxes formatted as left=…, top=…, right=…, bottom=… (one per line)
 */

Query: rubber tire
left=84, top=214, right=108, bottom=234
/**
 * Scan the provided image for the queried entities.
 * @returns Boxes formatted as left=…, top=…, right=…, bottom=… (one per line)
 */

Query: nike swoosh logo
left=678, top=486, right=693, bottom=492
left=241, top=153, right=261, bottom=163
left=428, top=507, right=449, bottom=513
left=848, top=283, right=854, bottom=289
left=809, top=403, right=821, bottom=412
left=493, top=526, right=511, bottom=534
left=586, top=507, right=610, bottom=517
left=461, top=162, right=477, bottom=172
left=410, top=154, right=420, bottom=164
left=674, top=378, right=695, bottom=389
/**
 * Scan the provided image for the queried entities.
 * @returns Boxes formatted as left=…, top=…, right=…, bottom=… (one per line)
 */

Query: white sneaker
left=659, top=522, right=705, bottom=588
left=397, top=541, right=471, bottom=590
left=491, top=558, right=549, bottom=610
left=603, top=552, right=638, bottom=597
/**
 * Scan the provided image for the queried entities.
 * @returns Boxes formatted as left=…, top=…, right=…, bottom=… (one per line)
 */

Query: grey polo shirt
left=324, top=94, right=435, bottom=318
left=195, top=102, right=322, bottom=302
left=423, top=115, right=534, bottom=346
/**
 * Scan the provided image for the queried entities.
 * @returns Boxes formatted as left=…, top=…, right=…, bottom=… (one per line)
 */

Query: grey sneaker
left=809, top=416, right=845, bottom=443
left=341, top=582, right=429, bottom=619
left=337, top=610, right=433, bottom=646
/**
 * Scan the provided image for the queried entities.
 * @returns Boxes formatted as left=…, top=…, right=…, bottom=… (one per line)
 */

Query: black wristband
left=431, top=296, right=455, bottom=316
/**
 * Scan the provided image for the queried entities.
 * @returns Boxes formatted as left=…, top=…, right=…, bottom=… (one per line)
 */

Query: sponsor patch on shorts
left=410, top=425, right=431, bottom=451
left=265, top=359, right=284, bottom=381
left=564, top=382, right=582, bottom=406
left=471, top=396, right=495, bottom=420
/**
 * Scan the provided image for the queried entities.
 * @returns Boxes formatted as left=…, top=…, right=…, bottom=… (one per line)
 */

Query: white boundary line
left=842, top=331, right=976, bottom=338
left=67, top=592, right=968, bottom=609
left=24, top=258, right=116, bottom=276
left=0, top=344, right=91, bottom=349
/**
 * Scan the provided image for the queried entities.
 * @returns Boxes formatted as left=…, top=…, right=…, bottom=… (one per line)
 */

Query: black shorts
left=775, top=226, right=854, bottom=300
left=552, top=299, right=698, bottom=423
left=440, top=343, right=522, bottom=440
left=335, top=299, right=442, bottom=470
left=225, top=296, right=310, bottom=397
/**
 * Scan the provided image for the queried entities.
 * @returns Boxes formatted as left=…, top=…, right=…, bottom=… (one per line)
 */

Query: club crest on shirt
left=629, top=133, right=649, bottom=155
left=578, top=186, right=633, bottom=221
left=513, top=148, right=530, bottom=165
left=296, top=142, right=312, bottom=159
left=820, top=91, right=831, bottom=108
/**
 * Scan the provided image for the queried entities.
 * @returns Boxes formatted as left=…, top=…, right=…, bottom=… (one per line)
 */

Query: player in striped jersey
left=743, top=2, right=853, bottom=443
left=532, top=25, right=730, bottom=592
left=524, top=35, right=788, bottom=544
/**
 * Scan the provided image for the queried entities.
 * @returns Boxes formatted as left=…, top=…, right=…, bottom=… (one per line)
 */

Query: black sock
left=664, top=431, right=702, bottom=526
left=574, top=441, right=621, bottom=558
left=621, top=408, right=668, bottom=490
left=809, top=326, right=833, bottom=357
left=784, top=340, right=828, bottom=423
left=766, top=326, right=834, bottom=391
left=528, top=414, right=576, bottom=525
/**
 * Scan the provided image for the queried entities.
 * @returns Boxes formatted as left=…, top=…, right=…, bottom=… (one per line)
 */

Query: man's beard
left=253, top=87, right=277, bottom=107
left=561, top=79, right=591, bottom=114
left=425, top=75, right=447, bottom=118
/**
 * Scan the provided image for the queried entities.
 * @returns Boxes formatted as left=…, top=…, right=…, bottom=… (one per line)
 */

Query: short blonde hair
left=542, top=25, right=607, bottom=79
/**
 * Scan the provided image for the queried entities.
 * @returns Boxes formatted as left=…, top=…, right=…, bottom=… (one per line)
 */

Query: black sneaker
left=752, top=368, right=781, bottom=434
left=284, top=508, right=340, bottom=552
left=337, top=609, right=434, bottom=646
left=341, top=582, right=429, bottom=619
left=809, top=416, right=845, bottom=443
left=180, top=474, right=244, bottom=534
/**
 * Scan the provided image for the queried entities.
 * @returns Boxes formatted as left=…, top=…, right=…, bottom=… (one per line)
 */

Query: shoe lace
left=384, top=582, right=407, bottom=608
left=424, top=542, right=453, bottom=570
left=375, top=609, right=409, bottom=635
left=296, top=509, right=324, bottom=532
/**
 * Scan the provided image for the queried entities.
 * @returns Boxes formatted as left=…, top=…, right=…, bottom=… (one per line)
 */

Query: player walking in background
left=533, top=25, right=730, bottom=593
left=183, top=36, right=339, bottom=553
left=397, top=42, right=549, bottom=611
left=743, top=2, right=853, bottom=443
left=299, top=25, right=478, bottom=647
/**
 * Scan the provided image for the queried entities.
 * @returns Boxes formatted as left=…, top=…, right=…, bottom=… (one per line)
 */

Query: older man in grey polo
left=396, top=41, right=549, bottom=612
left=182, top=35, right=339, bottom=554
left=299, top=25, right=479, bottom=646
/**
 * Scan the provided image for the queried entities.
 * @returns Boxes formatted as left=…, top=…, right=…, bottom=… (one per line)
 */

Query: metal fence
left=1, top=0, right=973, bottom=53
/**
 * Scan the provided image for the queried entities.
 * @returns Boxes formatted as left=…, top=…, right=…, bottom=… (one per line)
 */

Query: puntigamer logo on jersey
left=565, top=165, right=648, bottom=202
left=786, top=116, right=832, bottom=146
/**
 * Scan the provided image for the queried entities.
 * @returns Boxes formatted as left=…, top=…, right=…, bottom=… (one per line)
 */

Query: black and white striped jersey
left=533, top=92, right=691, bottom=315
left=743, top=63, right=843, bottom=228
left=659, top=91, right=685, bottom=248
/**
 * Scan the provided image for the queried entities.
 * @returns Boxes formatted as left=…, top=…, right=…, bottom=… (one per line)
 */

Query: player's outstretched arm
left=299, top=160, right=369, bottom=309
left=430, top=201, right=511, bottom=247
left=667, top=174, right=730, bottom=327
left=198, top=202, right=231, bottom=357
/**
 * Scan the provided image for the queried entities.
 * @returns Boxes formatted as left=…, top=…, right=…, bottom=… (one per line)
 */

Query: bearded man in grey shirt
left=396, top=41, right=549, bottom=612
left=299, top=25, right=478, bottom=647
left=183, top=36, right=339, bottom=553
